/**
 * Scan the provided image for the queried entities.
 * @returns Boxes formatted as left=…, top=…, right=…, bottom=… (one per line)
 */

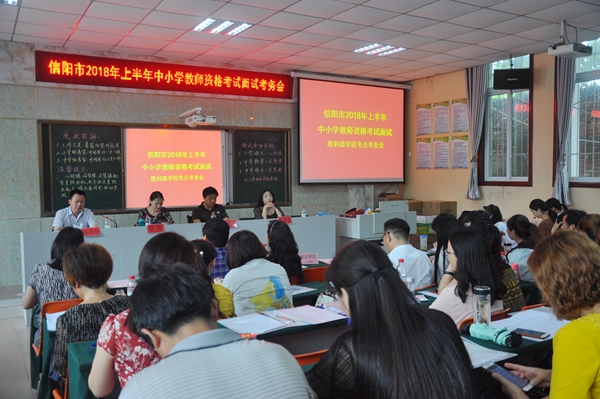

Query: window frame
left=478, top=55, right=534, bottom=187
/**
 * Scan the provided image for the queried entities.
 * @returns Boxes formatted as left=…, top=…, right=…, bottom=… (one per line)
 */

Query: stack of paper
left=490, top=308, right=570, bottom=341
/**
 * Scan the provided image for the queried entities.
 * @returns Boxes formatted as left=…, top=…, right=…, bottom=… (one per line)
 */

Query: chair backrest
left=457, top=308, right=511, bottom=331
left=187, top=215, right=193, bottom=223
left=293, top=349, right=328, bottom=366
left=40, top=299, right=83, bottom=350
left=520, top=303, right=548, bottom=311
left=303, top=267, right=327, bottom=283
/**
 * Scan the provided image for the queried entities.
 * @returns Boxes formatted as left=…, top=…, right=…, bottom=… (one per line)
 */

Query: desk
left=293, top=281, right=326, bottom=307
left=37, top=319, right=57, bottom=399
left=68, top=341, right=97, bottom=399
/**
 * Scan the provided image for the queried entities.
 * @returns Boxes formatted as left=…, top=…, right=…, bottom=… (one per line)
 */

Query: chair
left=30, top=304, right=42, bottom=389
left=293, top=349, right=328, bottom=367
left=521, top=303, right=548, bottom=311
left=457, top=308, right=511, bottom=331
left=186, top=215, right=193, bottom=223
left=303, top=267, right=327, bottom=283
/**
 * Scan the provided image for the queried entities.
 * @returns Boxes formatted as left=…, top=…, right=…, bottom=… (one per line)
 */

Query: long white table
left=21, top=216, right=336, bottom=324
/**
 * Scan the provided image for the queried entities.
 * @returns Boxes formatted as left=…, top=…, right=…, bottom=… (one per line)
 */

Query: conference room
left=1, top=0, right=600, bottom=398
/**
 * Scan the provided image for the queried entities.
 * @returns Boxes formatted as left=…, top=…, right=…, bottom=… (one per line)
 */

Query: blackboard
left=42, top=124, right=124, bottom=213
left=233, top=130, right=289, bottom=205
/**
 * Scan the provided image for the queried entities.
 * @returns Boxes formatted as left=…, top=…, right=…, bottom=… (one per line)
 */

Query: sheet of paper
left=420, top=290, right=439, bottom=298
left=291, top=285, right=317, bottom=295
left=318, top=258, right=333, bottom=264
left=268, top=305, right=347, bottom=325
left=217, top=313, right=288, bottom=335
left=46, top=311, right=67, bottom=331
left=490, top=309, right=570, bottom=341
left=462, top=337, right=517, bottom=368
left=107, top=279, right=129, bottom=289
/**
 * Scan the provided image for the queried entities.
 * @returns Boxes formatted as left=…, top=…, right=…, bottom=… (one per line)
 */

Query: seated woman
left=430, top=213, right=460, bottom=285
left=474, top=221, right=525, bottom=312
left=430, top=226, right=505, bottom=326
left=222, top=230, right=292, bottom=316
left=89, top=232, right=199, bottom=397
left=266, top=220, right=303, bottom=285
left=306, top=240, right=478, bottom=399
left=253, top=189, right=284, bottom=219
left=191, top=239, right=235, bottom=318
left=137, top=191, right=174, bottom=225
left=578, top=213, right=600, bottom=246
left=529, top=198, right=556, bottom=237
left=53, top=243, right=130, bottom=381
left=22, top=227, right=84, bottom=347
left=493, top=231, right=600, bottom=398
left=506, top=214, right=541, bottom=282
left=484, top=203, right=517, bottom=250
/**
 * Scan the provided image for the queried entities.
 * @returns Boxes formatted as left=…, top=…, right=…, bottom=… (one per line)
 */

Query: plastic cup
left=419, top=234, right=428, bottom=250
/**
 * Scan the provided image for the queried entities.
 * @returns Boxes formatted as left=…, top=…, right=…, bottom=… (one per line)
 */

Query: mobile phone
left=482, top=362, right=532, bottom=392
left=513, top=328, right=550, bottom=339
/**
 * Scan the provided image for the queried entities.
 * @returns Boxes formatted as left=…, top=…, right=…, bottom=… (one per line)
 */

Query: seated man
left=192, top=186, right=229, bottom=223
left=202, top=218, right=230, bottom=280
left=120, top=265, right=316, bottom=399
left=382, top=218, right=432, bottom=288
left=53, top=189, right=97, bottom=231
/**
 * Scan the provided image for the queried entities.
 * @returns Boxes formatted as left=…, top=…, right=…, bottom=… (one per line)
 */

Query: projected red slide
left=125, top=129, right=223, bottom=208
left=299, top=79, right=404, bottom=183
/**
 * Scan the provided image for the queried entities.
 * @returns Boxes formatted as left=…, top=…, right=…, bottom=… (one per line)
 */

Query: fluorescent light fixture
left=4, top=0, right=18, bottom=5
left=366, top=45, right=393, bottom=55
left=354, top=43, right=381, bottom=53
left=378, top=47, right=406, bottom=56
left=211, top=21, right=234, bottom=34
left=193, top=18, right=216, bottom=31
left=227, top=23, right=252, bottom=36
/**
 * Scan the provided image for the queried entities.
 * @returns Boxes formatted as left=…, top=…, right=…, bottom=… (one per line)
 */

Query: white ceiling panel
left=280, top=31, right=336, bottom=46
left=362, top=0, right=437, bottom=13
left=445, top=44, right=497, bottom=58
left=116, top=36, right=171, bottom=50
left=99, top=0, right=161, bottom=9
left=516, top=25, right=561, bottom=42
left=260, top=12, right=323, bottom=30
left=276, top=54, right=322, bottom=66
left=141, top=11, right=202, bottom=30
left=485, top=17, right=549, bottom=34
left=396, top=60, right=437, bottom=70
left=160, top=42, right=213, bottom=55
left=454, top=0, right=505, bottom=6
left=260, top=42, right=311, bottom=54
left=202, top=46, right=248, bottom=58
left=387, top=49, right=437, bottom=60
left=85, top=2, right=150, bottom=23
left=446, top=59, right=484, bottom=68
left=331, top=6, right=395, bottom=25
left=412, top=23, right=473, bottom=40
left=237, top=26, right=295, bottom=41
left=64, top=41, right=114, bottom=52
left=12, top=34, right=65, bottom=46
left=68, top=29, right=123, bottom=46
left=192, top=55, right=239, bottom=64
left=0, top=33, right=11, bottom=40
left=447, top=9, right=515, bottom=29
left=318, top=37, right=373, bottom=51
left=407, top=1, right=480, bottom=21
left=229, top=0, right=299, bottom=12
left=129, top=25, right=185, bottom=41
left=0, top=20, right=14, bottom=34
left=510, top=42, right=553, bottom=55
left=284, top=0, right=355, bottom=18
left=418, top=53, right=465, bottom=64
left=18, top=8, right=81, bottom=29
left=304, top=20, right=364, bottom=37
left=177, top=31, right=230, bottom=45
left=361, top=56, right=408, bottom=67
left=76, top=17, right=135, bottom=35
left=346, top=27, right=403, bottom=42
left=0, top=4, right=19, bottom=20
left=335, top=63, right=385, bottom=73
left=331, top=51, right=377, bottom=62
left=418, top=64, right=462, bottom=74
left=491, top=0, right=567, bottom=14
left=296, top=47, right=347, bottom=59
left=309, top=59, right=355, bottom=69
left=155, top=0, right=225, bottom=17
left=210, top=3, right=277, bottom=24
left=110, top=46, right=156, bottom=56
left=220, top=37, right=271, bottom=51
left=15, top=22, right=72, bottom=40
left=152, top=50, right=198, bottom=60
left=239, top=51, right=286, bottom=62
left=20, top=0, right=91, bottom=15
left=569, top=11, right=600, bottom=29
left=375, top=14, right=438, bottom=33
left=386, top=33, right=438, bottom=48
left=415, top=40, right=466, bottom=52
left=528, top=1, right=600, bottom=22
left=479, top=35, right=537, bottom=51
left=449, top=29, right=505, bottom=44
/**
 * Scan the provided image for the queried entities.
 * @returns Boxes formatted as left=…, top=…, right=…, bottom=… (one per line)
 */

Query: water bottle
left=211, top=211, right=216, bottom=219
left=104, top=216, right=111, bottom=229
left=473, top=286, right=491, bottom=327
left=127, top=275, right=137, bottom=296
left=510, top=263, right=520, bottom=280
left=501, top=251, right=507, bottom=263
left=301, top=206, right=307, bottom=217
left=406, top=276, right=415, bottom=294
left=399, top=259, right=407, bottom=284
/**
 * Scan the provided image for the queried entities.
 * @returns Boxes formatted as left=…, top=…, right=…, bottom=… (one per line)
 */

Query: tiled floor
left=0, top=316, right=36, bottom=399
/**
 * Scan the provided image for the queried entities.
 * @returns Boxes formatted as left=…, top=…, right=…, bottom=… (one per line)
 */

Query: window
left=480, top=55, right=532, bottom=185
left=569, top=37, right=600, bottom=185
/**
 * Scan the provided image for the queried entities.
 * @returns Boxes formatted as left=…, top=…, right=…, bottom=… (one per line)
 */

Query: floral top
left=97, top=309, right=161, bottom=387
left=137, top=208, right=174, bottom=225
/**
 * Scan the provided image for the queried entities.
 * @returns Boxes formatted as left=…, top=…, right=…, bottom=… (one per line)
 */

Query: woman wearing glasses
left=306, top=240, right=478, bottom=399
left=430, top=226, right=505, bottom=326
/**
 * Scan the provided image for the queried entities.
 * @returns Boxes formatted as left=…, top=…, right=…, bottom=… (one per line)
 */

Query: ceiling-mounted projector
left=179, top=107, right=217, bottom=127
left=548, top=42, right=592, bottom=58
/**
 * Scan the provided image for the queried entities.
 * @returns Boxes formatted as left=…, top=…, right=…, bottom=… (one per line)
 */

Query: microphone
left=106, top=216, right=118, bottom=228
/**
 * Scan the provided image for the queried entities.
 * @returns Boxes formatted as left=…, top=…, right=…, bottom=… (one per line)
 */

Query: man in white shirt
left=382, top=218, right=432, bottom=288
left=52, top=189, right=96, bottom=231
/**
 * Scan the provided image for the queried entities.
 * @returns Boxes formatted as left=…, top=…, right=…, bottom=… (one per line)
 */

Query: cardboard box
left=407, top=199, right=422, bottom=214
left=378, top=193, right=403, bottom=201
left=409, top=233, right=437, bottom=251
left=421, top=201, right=457, bottom=217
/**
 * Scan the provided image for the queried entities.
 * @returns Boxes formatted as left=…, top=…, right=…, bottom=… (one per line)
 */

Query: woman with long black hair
left=430, top=212, right=460, bottom=285
left=306, top=240, right=478, bottom=399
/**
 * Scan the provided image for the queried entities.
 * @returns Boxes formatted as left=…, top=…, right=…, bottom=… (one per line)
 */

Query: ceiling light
left=211, top=21, right=234, bottom=34
left=378, top=47, right=406, bottom=56
left=227, top=23, right=252, bottom=36
left=193, top=18, right=216, bottom=32
left=4, top=0, right=18, bottom=5
left=366, top=45, right=393, bottom=55
left=354, top=43, right=381, bottom=53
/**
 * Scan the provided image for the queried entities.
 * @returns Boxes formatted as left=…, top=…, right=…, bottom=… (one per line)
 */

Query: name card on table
left=81, top=227, right=101, bottom=237
left=225, top=219, right=239, bottom=228
left=147, top=224, right=165, bottom=234
left=278, top=216, right=292, bottom=224
left=300, top=253, right=318, bottom=265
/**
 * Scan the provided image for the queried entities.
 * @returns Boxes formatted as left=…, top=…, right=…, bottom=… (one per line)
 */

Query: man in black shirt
left=192, top=186, right=229, bottom=223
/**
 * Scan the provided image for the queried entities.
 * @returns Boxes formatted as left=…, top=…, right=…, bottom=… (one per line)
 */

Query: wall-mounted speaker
left=493, top=69, right=530, bottom=90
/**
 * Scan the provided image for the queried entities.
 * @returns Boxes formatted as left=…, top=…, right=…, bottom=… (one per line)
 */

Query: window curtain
left=465, top=64, right=489, bottom=200
left=552, top=57, right=575, bottom=206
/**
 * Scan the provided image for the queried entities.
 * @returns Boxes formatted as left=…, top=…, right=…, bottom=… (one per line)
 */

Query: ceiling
left=1, top=0, right=600, bottom=83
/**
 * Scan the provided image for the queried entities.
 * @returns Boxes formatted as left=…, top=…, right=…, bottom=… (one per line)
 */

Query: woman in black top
left=306, top=240, right=477, bottom=399
left=253, top=189, right=284, bottom=219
